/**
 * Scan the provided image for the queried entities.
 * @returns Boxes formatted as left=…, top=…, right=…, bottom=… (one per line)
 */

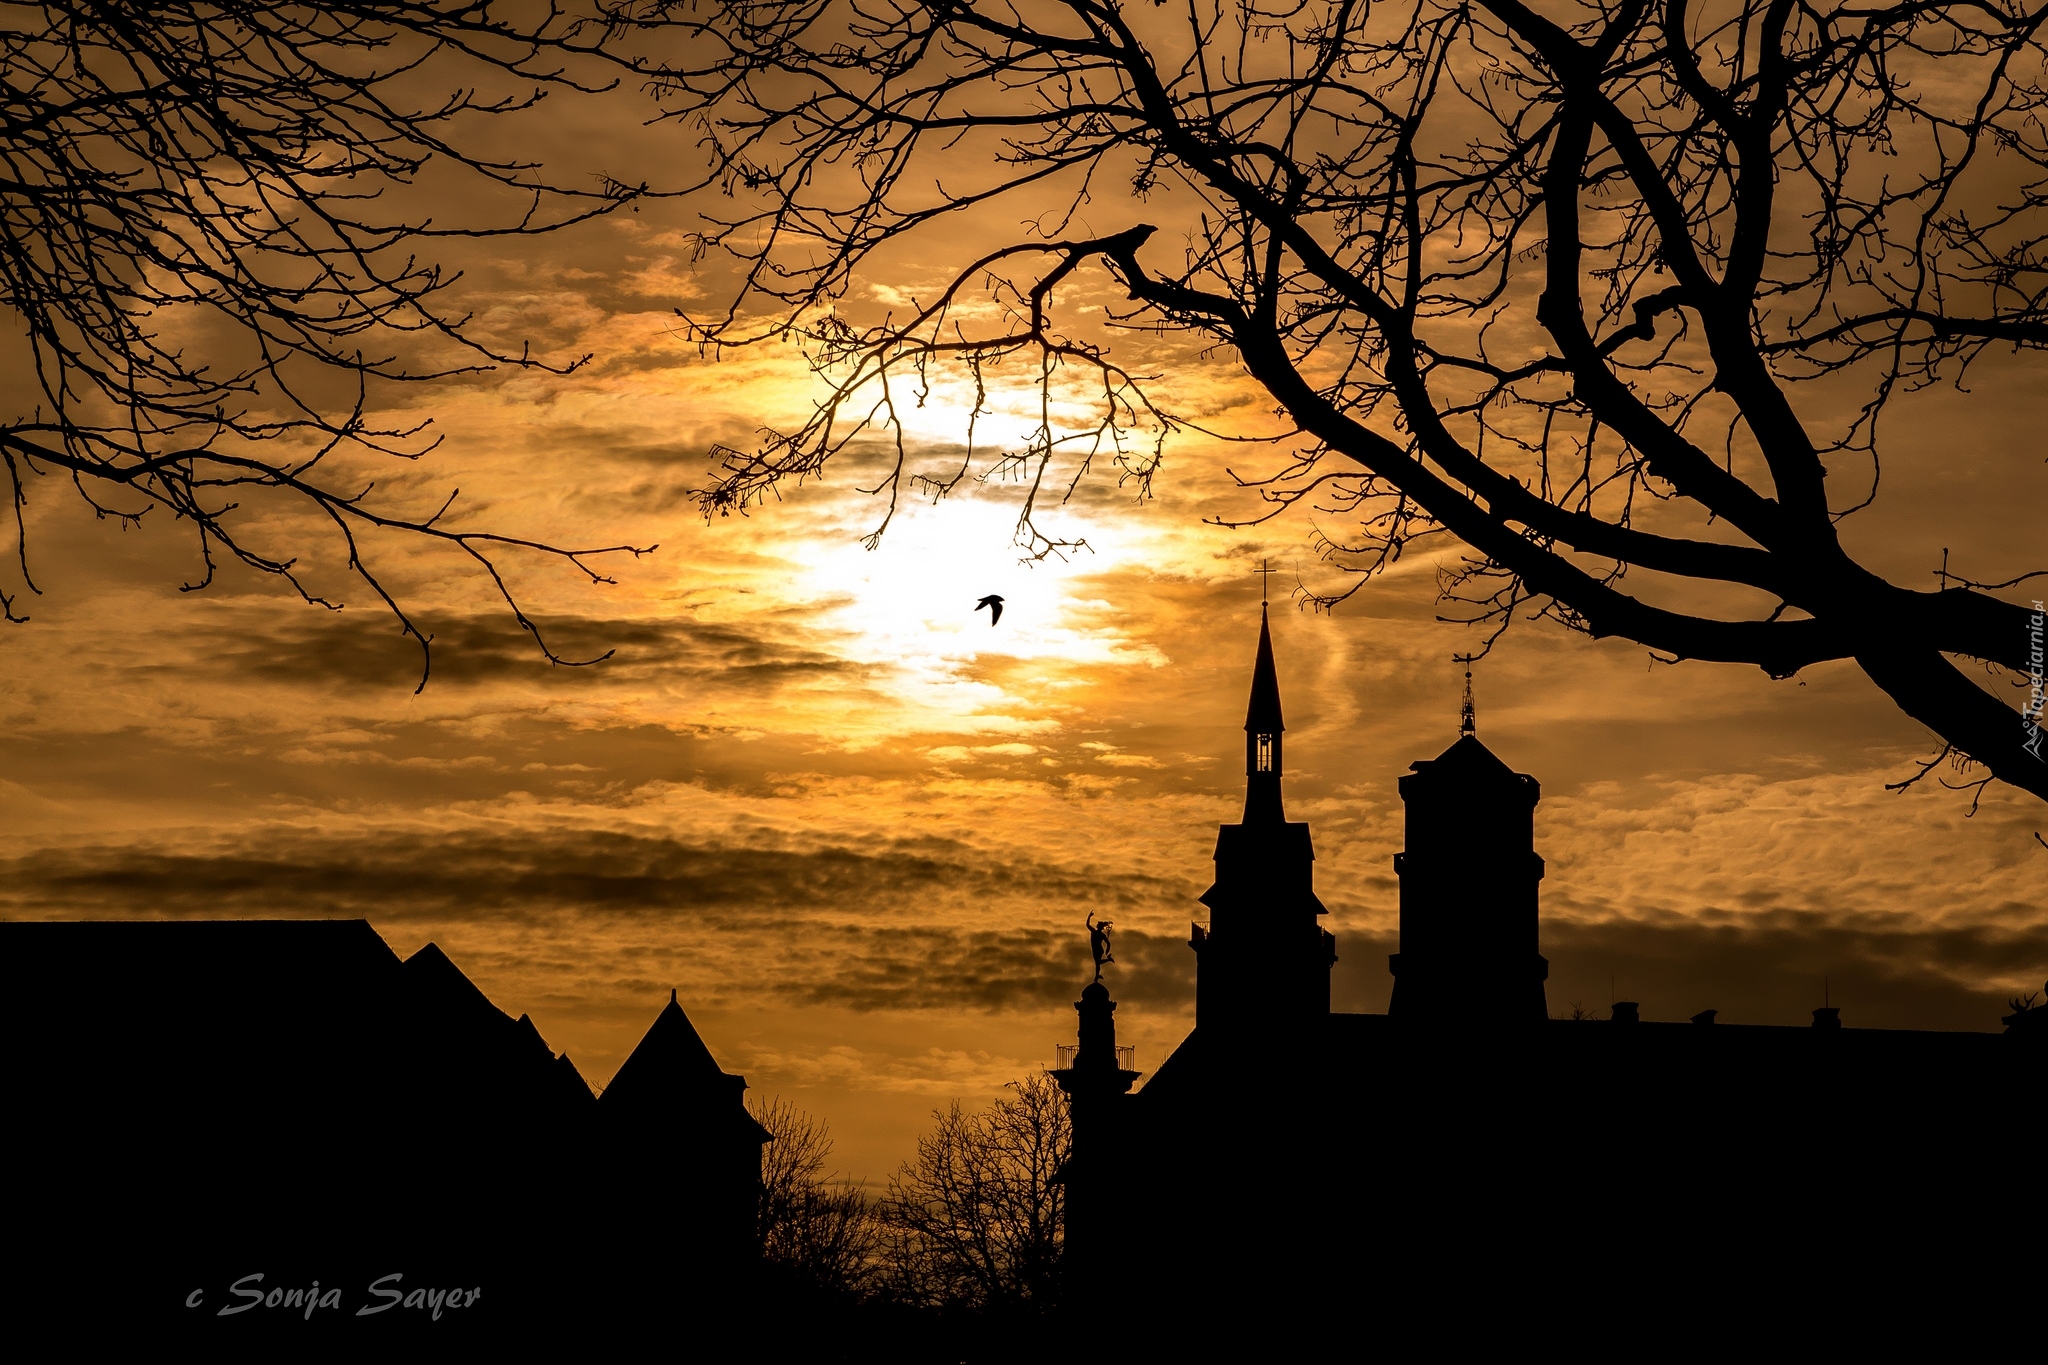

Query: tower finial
left=1455, top=654, right=1476, bottom=736
left=1256, top=557, right=1275, bottom=605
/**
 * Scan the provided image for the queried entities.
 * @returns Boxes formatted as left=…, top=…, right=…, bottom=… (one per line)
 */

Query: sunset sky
left=4, top=52, right=2046, bottom=1183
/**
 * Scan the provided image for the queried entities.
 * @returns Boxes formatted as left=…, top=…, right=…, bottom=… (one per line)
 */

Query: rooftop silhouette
left=1055, top=605, right=2048, bottom=1344
left=5, top=919, right=765, bottom=1340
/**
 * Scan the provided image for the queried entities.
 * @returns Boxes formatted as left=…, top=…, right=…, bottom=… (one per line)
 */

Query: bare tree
left=664, top=0, right=2048, bottom=804
left=751, top=1094, right=882, bottom=1297
left=0, top=2, right=663, bottom=684
left=877, top=1073, right=1068, bottom=1317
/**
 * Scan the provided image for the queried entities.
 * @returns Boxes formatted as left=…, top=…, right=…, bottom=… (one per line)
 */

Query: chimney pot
left=1812, top=1006, right=1842, bottom=1030
left=1611, top=1001, right=1640, bottom=1024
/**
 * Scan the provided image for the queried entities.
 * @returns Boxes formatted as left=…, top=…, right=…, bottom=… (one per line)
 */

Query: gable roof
left=0, top=916, right=402, bottom=1003
left=397, top=940, right=593, bottom=1112
left=404, top=940, right=505, bottom=1021
left=2, top=918, right=405, bottom=1092
left=1, top=919, right=595, bottom=1129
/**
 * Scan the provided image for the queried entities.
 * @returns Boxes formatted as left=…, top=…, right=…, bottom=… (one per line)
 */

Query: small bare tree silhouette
left=877, top=1073, right=1069, bottom=1317
left=751, top=1095, right=881, bottom=1297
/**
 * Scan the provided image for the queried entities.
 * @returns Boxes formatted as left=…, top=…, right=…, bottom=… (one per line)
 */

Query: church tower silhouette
left=1387, top=672, right=1550, bottom=1024
left=1070, top=633, right=2044, bottom=1349
left=1190, top=604, right=1337, bottom=1030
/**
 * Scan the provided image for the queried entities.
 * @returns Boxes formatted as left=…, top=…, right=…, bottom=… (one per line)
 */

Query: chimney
left=1690, top=1009, right=1717, bottom=1026
left=1811, top=1006, right=1842, bottom=1029
left=1610, top=1001, right=1640, bottom=1024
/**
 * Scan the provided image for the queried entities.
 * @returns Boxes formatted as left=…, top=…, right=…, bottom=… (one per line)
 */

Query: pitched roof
left=1, top=919, right=595, bottom=1129
left=1405, top=732, right=1530, bottom=792
left=403, top=941, right=513, bottom=1033
left=1244, top=605, right=1285, bottom=734
left=601, top=991, right=772, bottom=1142
left=1, top=918, right=405, bottom=1085
left=0, top=917, right=401, bottom=1002
left=602, top=991, right=732, bottom=1099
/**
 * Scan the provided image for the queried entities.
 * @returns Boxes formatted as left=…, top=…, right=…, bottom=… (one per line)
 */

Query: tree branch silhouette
left=663, top=0, right=2048, bottom=803
left=752, top=1095, right=882, bottom=1299
left=0, top=1, right=663, bottom=687
left=877, top=1073, right=1068, bottom=1317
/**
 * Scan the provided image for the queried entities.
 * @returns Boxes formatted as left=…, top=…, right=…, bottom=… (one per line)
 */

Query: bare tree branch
left=877, top=1073, right=1068, bottom=1316
left=0, top=1, right=665, bottom=682
left=662, top=0, right=2048, bottom=805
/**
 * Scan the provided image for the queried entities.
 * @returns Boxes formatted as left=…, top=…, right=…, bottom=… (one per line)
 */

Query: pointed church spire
left=1242, top=605, right=1286, bottom=823
left=1457, top=654, right=1476, bottom=736
left=1197, top=596, right=1335, bottom=1031
left=1246, top=605, right=1285, bottom=736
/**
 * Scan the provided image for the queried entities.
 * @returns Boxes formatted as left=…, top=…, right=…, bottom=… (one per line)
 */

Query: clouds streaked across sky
left=4, top=186, right=2046, bottom=1181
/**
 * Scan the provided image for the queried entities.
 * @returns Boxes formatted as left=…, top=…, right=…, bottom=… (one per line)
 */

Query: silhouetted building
left=3, top=919, right=765, bottom=1338
left=1049, top=980, right=1137, bottom=1290
left=601, top=988, right=773, bottom=1267
left=1058, top=609, right=2048, bottom=1342
left=1190, top=603, right=1337, bottom=1032
left=1388, top=729, right=1548, bottom=1025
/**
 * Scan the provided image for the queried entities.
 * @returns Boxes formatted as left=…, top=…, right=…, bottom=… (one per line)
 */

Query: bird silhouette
left=975, top=594, right=1004, bottom=626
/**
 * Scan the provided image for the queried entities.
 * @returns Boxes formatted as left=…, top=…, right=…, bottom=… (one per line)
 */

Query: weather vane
left=1086, top=913, right=1115, bottom=983
left=1455, top=653, right=1477, bottom=736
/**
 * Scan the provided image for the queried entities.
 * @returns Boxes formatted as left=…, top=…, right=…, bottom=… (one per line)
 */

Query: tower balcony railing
left=1054, top=1044, right=1135, bottom=1071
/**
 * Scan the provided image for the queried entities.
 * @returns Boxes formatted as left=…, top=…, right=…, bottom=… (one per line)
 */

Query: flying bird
left=975, top=594, right=1005, bottom=626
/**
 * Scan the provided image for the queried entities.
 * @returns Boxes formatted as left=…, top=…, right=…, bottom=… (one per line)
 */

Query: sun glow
left=781, top=485, right=1169, bottom=740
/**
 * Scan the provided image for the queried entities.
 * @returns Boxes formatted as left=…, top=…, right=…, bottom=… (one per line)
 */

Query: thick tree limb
left=669, top=0, right=2048, bottom=808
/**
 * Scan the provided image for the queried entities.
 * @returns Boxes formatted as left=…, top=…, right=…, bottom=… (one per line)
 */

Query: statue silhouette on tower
left=1087, top=913, right=1114, bottom=982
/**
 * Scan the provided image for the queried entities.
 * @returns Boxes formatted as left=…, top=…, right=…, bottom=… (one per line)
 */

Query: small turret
left=1052, top=928, right=1140, bottom=1298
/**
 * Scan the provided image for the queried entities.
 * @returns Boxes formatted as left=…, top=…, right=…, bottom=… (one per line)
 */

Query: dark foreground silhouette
left=3, top=919, right=773, bottom=1345
left=1056, top=607, right=2048, bottom=1352
left=8, top=607, right=2044, bottom=1352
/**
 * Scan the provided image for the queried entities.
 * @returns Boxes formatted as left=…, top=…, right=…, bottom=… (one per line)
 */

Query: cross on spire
left=1455, top=654, right=1477, bottom=736
left=1256, top=558, right=1276, bottom=605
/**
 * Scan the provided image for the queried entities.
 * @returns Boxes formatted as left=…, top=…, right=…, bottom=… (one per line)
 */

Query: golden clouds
left=4, top=146, right=2045, bottom=1188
